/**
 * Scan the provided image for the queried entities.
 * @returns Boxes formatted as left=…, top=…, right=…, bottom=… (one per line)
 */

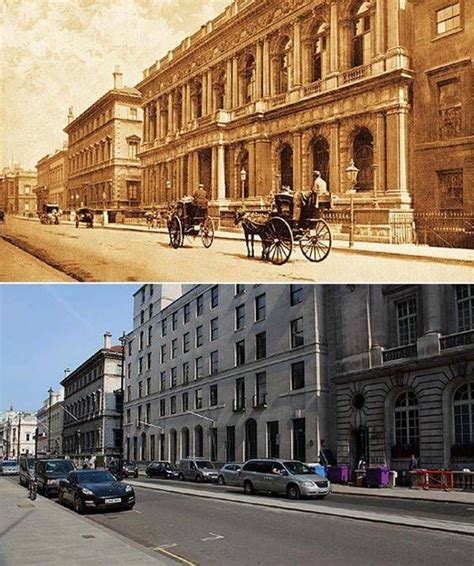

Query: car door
left=64, top=472, right=75, bottom=503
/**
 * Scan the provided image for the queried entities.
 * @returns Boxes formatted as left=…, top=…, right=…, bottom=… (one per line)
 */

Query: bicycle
left=28, top=478, right=37, bottom=501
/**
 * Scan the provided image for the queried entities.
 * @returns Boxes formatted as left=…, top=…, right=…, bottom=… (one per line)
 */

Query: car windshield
left=3, top=461, right=17, bottom=467
left=283, top=461, right=313, bottom=475
left=167, top=463, right=177, bottom=470
left=78, top=471, right=116, bottom=484
left=45, top=461, right=74, bottom=473
left=124, top=461, right=135, bottom=466
left=196, top=461, right=214, bottom=469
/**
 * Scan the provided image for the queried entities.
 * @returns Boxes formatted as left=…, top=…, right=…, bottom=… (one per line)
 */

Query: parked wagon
left=40, top=204, right=60, bottom=225
left=167, top=197, right=215, bottom=249
left=75, top=207, right=94, bottom=228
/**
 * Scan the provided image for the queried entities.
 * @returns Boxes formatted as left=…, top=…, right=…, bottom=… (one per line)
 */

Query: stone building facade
left=137, top=0, right=417, bottom=240
left=36, top=388, right=64, bottom=455
left=64, top=68, right=142, bottom=217
left=34, top=148, right=69, bottom=213
left=412, top=0, right=473, bottom=214
left=124, top=284, right=330, bottom=465
left=0, top=410, right=37, bottom=459
left=0, top=167, right=36, bottom=215
left=329, top=284, right=474, bottom=471
left=61, top=333, right=124, bottom=463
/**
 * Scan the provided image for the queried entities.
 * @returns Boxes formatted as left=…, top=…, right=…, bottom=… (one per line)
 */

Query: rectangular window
left=210, top=428, right=218, bottom=461
left=255, top=294, right=266, bottom=321
left=196, top=325, right=203, bottom=347
left=149, top=303, right=153, bottom=319
left=195, top=388, right=203, bottom=409
left=236, top=304, right=245, bottom=330
left=291, top=318, right=304, bottom=348
left=291, top=361, right=305, bottom=390
left=159, top=398, right=166, bottom=416
left=455, top=285, right=474, bottom=332
left=139, top=331, right=144, bottom=350
left=255, top=332, right=267, bottom=360
left=138, top=405, right=142, bottom=424
left=183, top=332, right=190, bottom=353
left=138, top=381, right=143, bottom=398
left=438, top=169, right=463, bottom=210
left=235, top=378, right=245, bottom=410
left=226, top=426, right=236, bottom=462
left=235, top=284, right=245, bottom=295
left=146, top=403, right=151, bottom=423
left=182, top=391, right=189, bottom=412
left=210, top=351, right=218, bottom=375
left=267, top=421, right=280, bottom=458
left=148, top=326, right=152, bottom=345
left=210, top=384, right=218, bottom=406
left=171, top=367, right=178, bottom=388
left=171, top=338, right=178, bottom=359
left=290, top=285, right=303, bottom=306
left=161, top=318, right=167, bottom=337
left=210, top=318, right=219, bottom=341
left=436, top=2, right=461, bottom=35
left=138, top=357, right=143, bottom=374
left=146, top=377, right=151, bottom=396
left=127, top=385, right=131, bottom=402
left=128, top=341, right=133, bottom=356
left=160, top=371, right=166, bottom=391
left=197, top=295, right=204, bottom=316
left=171, top=396, right=177, bottom=414
left=235, top=340, right=245, bottom=366
left=211, top=286, right=219, bottom=308
left=172, top=312, right=178, bottom=331
left=184, top=303, right=190, bottom=323
left=255, top=371, right=267, bottom=407
left=147, top=352, right=152, bottom=370
left=182, top=361, right=190, bottom=384
left=396, top=298, right=417, bottom=346
left=438, top=79, right=462, bottom=139
left=160, top=344, right=167, bottom=363
left=126, top=408, right=131, bottom=424
left=195, top=357, right=203, bottom=379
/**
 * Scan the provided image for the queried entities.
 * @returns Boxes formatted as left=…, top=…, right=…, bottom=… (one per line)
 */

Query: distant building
left=0, top=409, right=37, bottom=459
left=64, top=68, right=142, bottom=219
left=34, top=148, right=68, bottom=213
left=61, top=332, right=124, bottom=464
left=0, top=167, right=36, bottom=215
left=36, top=387, right=64, bottom=455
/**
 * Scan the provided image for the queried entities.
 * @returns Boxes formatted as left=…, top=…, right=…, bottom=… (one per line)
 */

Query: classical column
left=168, top=92, right=173, bottom=135
left=263, top=38, right=271, bottom=97
left=211, top=146, right=218, bottom=200
left=248, top=141, right=256, bottom=197
left=329, top=1, right=339, bottom=73
left=375, top=0, right=385, bottom=55
left=225, top=59, right=232, bottom=109
left=217, top=143, right=226, bottom=200
left=181, top=84, right=187, bottom=126
left=202, top=73, right=208, bottom=116
left=375, top=112, right=386, bottom=195
left=422, top=286, right=443, bottom=335
left=255, top=41, right=263, bottom=99
left=231, top=57, right=239, bottom=107
left=329, top=121, right=340, bottom=195
left=207, top=71, right=213, bottom=114
left=385, top=107, right=409, bottom=195
left=293, top=132, right=302, bottom=191
left=155, top=99, right=161, bottom=141
left=292, top=20, right=302, bottom=87
left=186, top=83, right=192, bottom=125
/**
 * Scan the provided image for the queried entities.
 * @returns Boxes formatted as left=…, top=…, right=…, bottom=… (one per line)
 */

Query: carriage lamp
left=346, top=159, right=359, bottom=249
left=240, top=168, right=247, bottom=200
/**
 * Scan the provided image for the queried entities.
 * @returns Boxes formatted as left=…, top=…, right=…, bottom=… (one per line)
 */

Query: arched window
left=453, top=383, right=474, bottom=445
left=394, top=391, right=419, bottom=451
left=312, top=137, right=330, bottom=190
left=280, top=144, right=293, bottom=190
left=352, top=1, right=371, bottom=68
left=275, top=37, right=291, bottom=94
left=353, top=128, right=374, bottom=191
left=308, top=23, right=328, bottom=82
left=181, top=428, right=190, bottom=458
left=243, top=55, right=256, bottom=104
left=192, top=81, right=203, bottom=119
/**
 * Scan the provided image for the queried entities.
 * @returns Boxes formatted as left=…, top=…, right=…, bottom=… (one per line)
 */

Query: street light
left=346, top=159, right=359, bottom=249
left=240, top=168, right=247, bottom=201
left=118, top=331, right=127, bottom=480
left=166, top=180, right=172, bottom=206
left=48, top=387, right=53, bottom=454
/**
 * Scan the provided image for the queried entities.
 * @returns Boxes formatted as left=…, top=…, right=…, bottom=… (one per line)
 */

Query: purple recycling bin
left=366, top=467, right=390, bottom=487
left=327, top=465, right=349, bottom=484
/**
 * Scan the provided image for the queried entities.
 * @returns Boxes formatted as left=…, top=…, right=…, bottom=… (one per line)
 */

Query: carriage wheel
left=169, top=215, right=183, bottom=249
left=200, top=216, right=215, bottom=248
left=299, top=219, right=332, bottom=262
left=265, top=217, right=293, bottom=266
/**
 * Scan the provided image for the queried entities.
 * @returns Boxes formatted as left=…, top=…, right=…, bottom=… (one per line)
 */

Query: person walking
left=409, top=454, right=418, bottom=470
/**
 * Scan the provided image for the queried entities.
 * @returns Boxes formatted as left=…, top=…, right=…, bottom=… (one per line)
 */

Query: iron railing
left=414, top=211, right=474, bottom=249
left=233, top=398, right=246, bottom=412
left=440, top=330, right=474, bottom=350
left=252, top=393, right=267, bottom=409
left=382, top=344, right=417, bottom=362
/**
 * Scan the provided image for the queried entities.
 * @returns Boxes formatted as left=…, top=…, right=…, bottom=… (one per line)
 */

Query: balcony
left=440, top=330, right=474, bottom=350
left=341, top=63, right=372, bottom=85
left=232, top=398, right=246, bottom=412
left=382, top=344, right=417, bottom=363
left=252, top=393, right=267, bottom=409
left=303, top=80, right=322, bottom=97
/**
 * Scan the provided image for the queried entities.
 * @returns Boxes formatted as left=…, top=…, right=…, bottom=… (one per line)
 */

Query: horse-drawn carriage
left=75, top=207, right=94, bottom=228
left=40, top=204, right=60, bottom=225
left=167, top=197, right=215, bottom=249
left=236, top=191, right=332, bottom=265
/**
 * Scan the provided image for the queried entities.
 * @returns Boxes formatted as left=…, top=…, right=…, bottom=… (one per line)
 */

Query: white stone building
left=0, top=409, right=37, bottom=459
left=36, top=387, right=64, bottom=455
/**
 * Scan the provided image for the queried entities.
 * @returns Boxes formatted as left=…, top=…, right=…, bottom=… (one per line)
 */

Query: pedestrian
left=82, top=458, right=89, bottom=470
left=409, top=454, right=418, bottom=470
left=293, top=170, right=328, bottom=226
left=88, top=455, right=96, bottom=469
left=357, top=456, right=367, bottom=472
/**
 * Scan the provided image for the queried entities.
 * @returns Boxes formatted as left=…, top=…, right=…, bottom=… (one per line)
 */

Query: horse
left=234, top=209, right=270, bottom=261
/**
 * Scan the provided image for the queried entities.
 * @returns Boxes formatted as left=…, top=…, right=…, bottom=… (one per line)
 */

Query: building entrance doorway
left=350, top=427, right=369, bottom=469
left=292, top=418, right=306, bottom=462
left=280, top=145, right=293, bottom=191
left=245, top=418, right=257, bottom=460
left=199, top=149, right=212, bottom=193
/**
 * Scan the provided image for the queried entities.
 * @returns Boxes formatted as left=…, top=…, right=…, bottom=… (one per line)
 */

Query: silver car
left=1, top=460, right=19, bottom=475
left=217, top=463, right=242, bottom=486
left=238, top=459, right=330, bottom=499
left=177, top=458, right=219, bottom=482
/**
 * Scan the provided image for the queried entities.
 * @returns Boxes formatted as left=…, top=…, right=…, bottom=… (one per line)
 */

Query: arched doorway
left=169, top=429, right=177, bottom=463
left=195, top=425, right=204, bottom=458
left=245, top=418, right=258, bottom=460
left=141, top=432, right=147, bottom=461
left=181, top=428, right=190, bottom=459
left=280, top=144, right=293, bottom=191
left=353, top=128, right=374, bottom=191
left=312, top=137, right=330, bottom=190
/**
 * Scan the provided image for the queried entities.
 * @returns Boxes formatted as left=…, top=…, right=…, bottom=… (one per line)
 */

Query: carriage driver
left=189, top=183, right=208, bottom=223
left=293, top=170, right=328, bottom=225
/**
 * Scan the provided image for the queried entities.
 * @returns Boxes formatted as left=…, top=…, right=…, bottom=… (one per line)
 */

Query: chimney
left=67, top=106, right=74, bottom=124
left=113, top=65, right=123, bottom=90
left=64, top=368, right=70, bottom=378
left=104, top=331, right=112, bottom=349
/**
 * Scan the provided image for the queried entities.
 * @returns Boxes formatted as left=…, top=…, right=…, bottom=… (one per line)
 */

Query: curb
left=330, top=486, right=474, bottom=506
left=128, top=480, right=474, bottom=537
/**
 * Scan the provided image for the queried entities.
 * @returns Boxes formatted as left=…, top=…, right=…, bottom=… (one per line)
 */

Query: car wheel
left=243, top=481, right=254, bottom=495
left=286, top=484, right=301, bottom=500
left=217, top=476, right=225, bottom=486
left=178, top=473, right=185, bottom=481
left=195, top=474, right=203, bottom=483
left=74, top=496, right=85, bottom=514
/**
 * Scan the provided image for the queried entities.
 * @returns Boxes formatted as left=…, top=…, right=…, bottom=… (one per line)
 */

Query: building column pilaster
left=262, top=38, right=270, bottom=98
left=329, top=121, right=340, bottom=195
left=292, top=20, right=302, bottom=88
left=329, top=1, right=339, bottom=73
left=376, top=111, right=386, bottom=195
left=232, top=57, right=238, bottom=108
left=385, top=107, right=409, bottom=196
left=293, top=132, right=302, bottom=192
left=217, top=143, right=226, bottom=201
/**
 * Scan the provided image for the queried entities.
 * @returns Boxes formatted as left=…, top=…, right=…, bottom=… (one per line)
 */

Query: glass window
left=291, top=318, right=304, bottom=348
left=182, top=391, right=189, bottom=412
left=195, top=388, right=203, bottom=409
left=438, top=169, right=463, bottom=210
left=235, top=284, right=245, bottom=295
left=236, top=340, right=245, bottom=366
left=159, top=398, right=166, bottom=416
left=255, top=332, right=266, bottom=360
left=210, top=318, right=219, bottom=341
left=149, top=303, right=153, bottom=319
left=160, top=344, right=167, bottom=363
left=197, top=295, right=204, bottom=316
left=211, top=286, right=219, bottom=308
left=235, top=378, right=245, bottom=410
left=210, top=384, right=218, bottom=406
left=196, top=325, right=203, bottom=347
left=454, top=383, right=474, bottom=445
left=456, top=285, right=474, bottom=332
left=171, top=367, right=177, bottom=388
left=140, top=310, right=145, bottom=325
left=146, top=403, right=151, bottom=423
left=210, top=351, right=218, bottom=375
left=172, top=312, right=178, bottom=331
left=146, top=377, right=151, bottom=396
left=138, top=381, right=143, bottom=398
left=147, top=352, right=151, bottom=370
left=195, top=357, right=203, bottom=379
left=171, top=338, right=178, bottom=359
left=161, top=318, right=167, bottom=337
left=171, top=396, right=177, bottom=414
left=436, top=2, right=461, bottom=35
left=183, top=332, right=190, bottom=353
left=291, top=361, right=305, bottom=390
left=256, top=372, right=267, bottom=407
left=139, top=331, right=144, bottom=350
left=184, top=303, right=190, bottom=323
left=396, top=297, right=417, bottom=346
left=438, top=80, right=462, bottom=139
left=148, top=326, right=152, bottom=346
left=255, top=294, right=266, bottom=321
left=138, top=357, right=143, bottom=374
left=236, top=304, right=245, bottom=330
left=290, top=285, right=303, bottom=306
left=160, top=371, right=166, bottom=391
left=394, top=391, right=419, bottom=448
left=182, top=361, right=190, bottom=384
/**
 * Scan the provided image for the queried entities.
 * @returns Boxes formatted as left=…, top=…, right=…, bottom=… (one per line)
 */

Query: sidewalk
left=14, top=215, right=474, bottom=266
left=0, top=479, right=169, bottom=566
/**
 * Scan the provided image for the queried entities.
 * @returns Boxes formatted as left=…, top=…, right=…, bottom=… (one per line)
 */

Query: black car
left=107, top=459, right=139, bottom=478
left=36, top=459, right=76, bottom=497
left=58, top=469, right=135, bottom=514
left=145, top=461, right=179, bottom=479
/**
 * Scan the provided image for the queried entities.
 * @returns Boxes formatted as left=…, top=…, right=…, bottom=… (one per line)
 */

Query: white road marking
left=152, top=543, right=177, bottom=550
left=132, top=509, right=142, bottom=514
left=202, top=532, right=225, bottom=541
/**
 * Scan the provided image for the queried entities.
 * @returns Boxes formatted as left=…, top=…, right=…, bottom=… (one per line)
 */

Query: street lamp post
left=17, top=412, right=22, bottom=459
left=345, top=159, right=359, bottom=249
left=165, top=180, right=172, bottom=206
left=48, top=387, right=53, bottom=454
left=240, top=168, right=247, bottom=201
left=118, top=332, right=127, bottom=480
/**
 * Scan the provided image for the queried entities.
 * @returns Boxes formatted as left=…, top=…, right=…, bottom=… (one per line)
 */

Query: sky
left=1, top=0, right=230, bottom=170
left=0, top=283, right=140, bottom=412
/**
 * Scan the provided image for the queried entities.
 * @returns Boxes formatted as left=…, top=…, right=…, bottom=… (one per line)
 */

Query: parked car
left=19, top=455, right=36, bottom=487
left=178, top=458, right=219, bottom=483
left=36, top=459, right=76, bottom=497
left=217, top=463, right=243, bottom=486
left=58, top=469, right=135, bottom=514
left=107, top=459, right=139, bottom=478
left=145, top=461, right=179, bottom=479
left=238, top=459, right=331, bottom=500
left=1, top=460, right=19, bottom=475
